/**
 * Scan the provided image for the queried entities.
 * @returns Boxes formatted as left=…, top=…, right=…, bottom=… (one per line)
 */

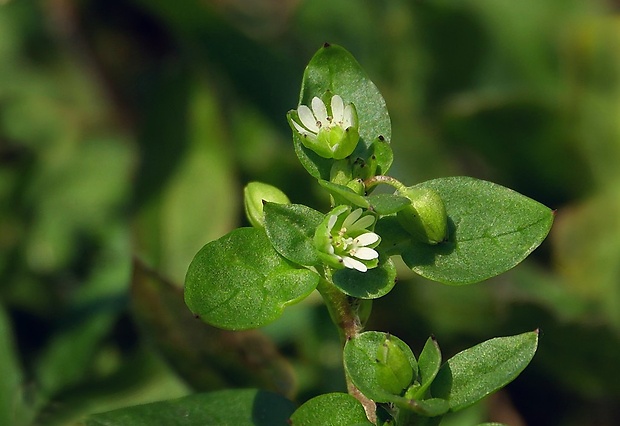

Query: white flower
left=315, top=206, right=381, bottom=273
left=288, top=95, right=359, bottom=160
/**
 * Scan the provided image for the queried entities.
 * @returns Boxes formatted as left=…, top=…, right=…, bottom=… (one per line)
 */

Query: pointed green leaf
left=263, top=203, right=323, bottom=266
left=84, top=389, right=295, bottom=426
left=431, top=331, right=539, bottom=412
left=401, top=177, right=554, bottom=285
left=411, top=336, right=442, bottom=399
left=332, top=258, right=397, bottom=299
left=294, top=44, right=392, bottom=179
left=185, top=228, right=319, bottom=330
left=289, top=393, right=373, bottom=426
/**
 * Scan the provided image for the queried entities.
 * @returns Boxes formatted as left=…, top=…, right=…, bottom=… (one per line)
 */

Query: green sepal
left=243, top=181, right=290, bottom=229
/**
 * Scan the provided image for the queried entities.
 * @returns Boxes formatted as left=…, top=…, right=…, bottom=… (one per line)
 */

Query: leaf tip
left=323, top=42, right=331, bottom=48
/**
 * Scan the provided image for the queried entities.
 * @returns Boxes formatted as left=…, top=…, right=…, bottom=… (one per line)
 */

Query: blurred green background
left=2, top=0, right=620, bottom=425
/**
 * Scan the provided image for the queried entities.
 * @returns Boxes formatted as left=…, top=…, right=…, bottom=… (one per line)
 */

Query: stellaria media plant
left=86, top=44, right=554, bottom=426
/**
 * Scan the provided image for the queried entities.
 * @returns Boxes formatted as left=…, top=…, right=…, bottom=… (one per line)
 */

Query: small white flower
left=288, top=95, right=359, bottom=160
left=315, top=206, right=381, bottom=273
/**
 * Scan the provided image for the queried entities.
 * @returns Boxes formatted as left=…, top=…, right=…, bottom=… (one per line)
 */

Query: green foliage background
left=1, top=0, right=619, bottom=424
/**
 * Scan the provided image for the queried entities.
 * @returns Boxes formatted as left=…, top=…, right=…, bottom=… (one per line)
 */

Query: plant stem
left=316, top=277, right=377, bottom=423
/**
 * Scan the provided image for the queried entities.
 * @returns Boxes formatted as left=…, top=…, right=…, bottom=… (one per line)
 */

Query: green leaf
left=366, top=193, right=411, bottom=215
left=332, top=258, right=397, bottom=299
left=264, top=203, right=324, bottom=266
left=185, top=228, right=319, bottom=330
left=431, top=330, right=539, bottom=412
left=289, top=393, right=373, bottom=426
left=83, top=389, right=295, bottom=426
left=294, top=44, right=392, bottom=179
left=412, top=336, right=442, bottom=399
left=344, top=331, right=417, bottom=403
left=400, top=177, right=554, bottom=285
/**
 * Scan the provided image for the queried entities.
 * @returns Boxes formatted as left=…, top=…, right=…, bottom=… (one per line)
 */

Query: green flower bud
left=396, top=187, right=448, bottom=245
left=375, top=335, right=414, bottom=395
left=288, top=95, right=360, bottom=160
left=243, top=182, right=290, bottom=229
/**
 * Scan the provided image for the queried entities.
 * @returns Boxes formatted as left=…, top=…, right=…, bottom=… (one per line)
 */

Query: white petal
left=354, top=232, right=380, bottom=246
left=349, top=215, right=375, bottom=231
left=342, top=256, right=367, bottom=272
left=298, top=105, right=319, bottom=132
left=292, top=120, right=311, bottom=136
left=352, top=247, right=378, bottom=260
left=342, top=208, right=362, bottom=229
left=343, top=104, right=355, bottom=128
left=311, top=97, right=328, bottom=124
left=331, top=95, right=344, bottom=122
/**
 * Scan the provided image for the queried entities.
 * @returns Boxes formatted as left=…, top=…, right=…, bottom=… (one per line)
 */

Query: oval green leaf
left=289, top=393, right=373, bottom=426
left=431, top=330, right=539, bottom=412
left=401, top=177, right=554, bottom=285
left=185, top=228, right=319, bottom=330
left=264, top=203, right=324, bottom=266
left=84, top=389, right=295, bottom=426
left=294, top=44, right=392, bottom=179
left=332, top=258, right=397, bottom=299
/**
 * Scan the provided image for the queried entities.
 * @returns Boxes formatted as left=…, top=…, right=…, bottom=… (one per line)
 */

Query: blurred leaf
left=185, top=228, right=319, bottom=330
left=431, top=331, right=538, bottom=412
left=82, top=389, right=295, bottom=426
left=132, top=259, right=296, bottom=397
left=401, top=177, right=553, bottom=285
left=289, top=393, right=373, bottom=426
left=133, top=77, right=238, bottom=284
left=0, top=303, right=34, bottom=426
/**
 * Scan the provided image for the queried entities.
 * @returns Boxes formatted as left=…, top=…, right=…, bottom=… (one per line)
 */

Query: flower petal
left=349, top=215, right=375, bottom=231
left=342, top=256, right=368, bottom=272
left=342, top=208, right=362, bottom=229
left=331, top=95, right=344, bottom=122
left=311, top=97, right=328, bottom=124
left=354, top=232, right=380, bottom=246
left=292, top=119, right=311, bottom=136
left=343, top=104, right=356, bottom=128
left=352, top=246, right=378, bottom=260
left=298, top=105, right=319, bottom=132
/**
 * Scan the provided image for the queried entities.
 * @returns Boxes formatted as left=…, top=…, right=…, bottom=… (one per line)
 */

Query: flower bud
left=244, top=182, right=290, bottom=229
left=396, top=187, right=448, bottom=245
left=375, top=335, right=414, bottom=395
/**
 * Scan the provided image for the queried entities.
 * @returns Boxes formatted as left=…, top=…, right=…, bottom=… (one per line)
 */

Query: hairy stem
left=316, top=277, right=377, bottom=423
